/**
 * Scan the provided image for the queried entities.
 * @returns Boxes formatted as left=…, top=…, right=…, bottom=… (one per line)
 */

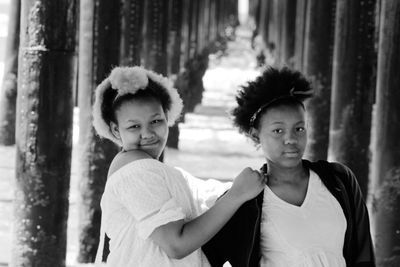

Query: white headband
left=92, top=66, right=183, bottom=145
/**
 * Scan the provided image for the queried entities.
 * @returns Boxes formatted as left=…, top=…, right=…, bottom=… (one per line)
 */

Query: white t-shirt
left=95, top=159, right=230, bottom=267
left=260, top=170, right=347, bottom=267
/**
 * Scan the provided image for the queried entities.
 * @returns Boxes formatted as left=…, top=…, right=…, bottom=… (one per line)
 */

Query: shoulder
left=308, top=159, right=358, bottom=189
left=328, top=161, right=355, bottom=178
left=306, top=159, right=353, bottom=177
left=108, top=150, right=154, bottom=177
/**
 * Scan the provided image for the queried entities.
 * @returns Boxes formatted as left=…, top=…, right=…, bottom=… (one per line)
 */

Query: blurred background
left=0, top=0, right=399, bottom=266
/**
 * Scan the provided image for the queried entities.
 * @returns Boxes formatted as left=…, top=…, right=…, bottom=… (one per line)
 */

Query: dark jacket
left=202, top=160, right=375, bottom=267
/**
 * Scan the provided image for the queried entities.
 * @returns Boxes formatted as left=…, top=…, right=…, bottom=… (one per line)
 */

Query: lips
left=140, top=140, right=159, bottom=147
left=283, top=150, right=300, bottom=157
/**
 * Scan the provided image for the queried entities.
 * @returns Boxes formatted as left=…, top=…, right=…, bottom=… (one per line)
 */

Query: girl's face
left=111, top=97, right=168, bottom=159
left=252, top=104, right=307, bottom=169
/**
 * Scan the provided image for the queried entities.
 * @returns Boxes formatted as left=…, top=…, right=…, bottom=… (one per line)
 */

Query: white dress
left=260, top=170, right=347, bottom=267
left=95, top=159, right=230, bottom=267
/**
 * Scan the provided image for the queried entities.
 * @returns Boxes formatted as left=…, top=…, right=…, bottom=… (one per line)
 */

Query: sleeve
left=178, top=168, right=232, bottom=212
left=347, top=168, right=376, bottom=266
left=333, top=163, right=376, bottom=266
left=202, top=195, right=261, bottom=267
left=112, top=164, right=186, bottom=239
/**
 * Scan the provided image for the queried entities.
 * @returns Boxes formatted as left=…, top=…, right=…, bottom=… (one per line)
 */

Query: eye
left=272, top=128, right=283, bottom=134
left=127, top=124, right=140, bottom=130
left=151, top=119, right=164, bottom=124
left=296, top=127, right=306, bottom=132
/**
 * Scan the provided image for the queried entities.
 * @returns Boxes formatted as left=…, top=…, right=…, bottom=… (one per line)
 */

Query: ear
left=249, top=127, right=260, bottom=143
left=110, top=121, right=121, bottom=140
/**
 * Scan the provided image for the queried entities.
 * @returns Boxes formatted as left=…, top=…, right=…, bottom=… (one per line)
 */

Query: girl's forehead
left=116, top=98, right=165, bottom=118
left=119, top=97, right=162, bottom=110
left=260, top=105, right=306, bottom=123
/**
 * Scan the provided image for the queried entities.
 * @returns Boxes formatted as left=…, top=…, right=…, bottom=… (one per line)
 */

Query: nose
left=140, top=126, right=155, bottom=139
left=284, top=130, right=298, bottom=145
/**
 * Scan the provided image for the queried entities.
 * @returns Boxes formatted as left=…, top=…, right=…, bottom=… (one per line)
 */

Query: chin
left=280, top=158, right=302, bottom=168
left=144, top=148, right=162, bottom=159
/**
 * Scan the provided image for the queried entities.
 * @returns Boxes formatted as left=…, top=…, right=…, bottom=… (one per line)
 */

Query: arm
left=108, top=149, right=152, bottom=177
left=333, top=163, right=376, bottom=266
left=150, top=167, right=265, bottom=259
left=347, top=169, right=376, bottom=266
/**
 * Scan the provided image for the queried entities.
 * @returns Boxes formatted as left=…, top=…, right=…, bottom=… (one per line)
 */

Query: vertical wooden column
left=328, top=0, right=377, bottom=196
left=196, top=0, right=206, bottom=53
left=142, top=0, right=169, bottom=75
left=166, top=0, right=184, bottom=148
left=77, top=0, right=120, bottom=262
left=208, top=0, right=218, bottom=43
left=267, top=0, right=280, bottom=60
left=11, top=1, right=77, bottom=266
left=0, top=0, right=20, bottom=145
left=370, top=0, right=400, bottom=264
left=120, top=0, right=145, bottom=66
left=188, top=0, right=199, bottom=59
left=179, top=0, right=191, bottom=69
left=167, top=0, right=184, bottom=76
left=303, top=0, right=336, bottom=161
left=293, top=0, right=308, bottom=71
left=257, top=0, right=270, bottom=46
left=280, top=0, right=297, bottom=66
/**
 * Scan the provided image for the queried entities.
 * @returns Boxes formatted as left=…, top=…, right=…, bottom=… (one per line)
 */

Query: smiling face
left=252, top=104, right=307, bottom=169
left=110, top=97, right=168, bottom=159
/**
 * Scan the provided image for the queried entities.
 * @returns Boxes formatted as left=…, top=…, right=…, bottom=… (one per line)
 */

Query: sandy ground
left=0, top=24, right=264, bottom=266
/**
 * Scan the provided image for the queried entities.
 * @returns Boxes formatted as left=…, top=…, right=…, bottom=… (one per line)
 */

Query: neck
left=266, top=160, right=308, bottom=184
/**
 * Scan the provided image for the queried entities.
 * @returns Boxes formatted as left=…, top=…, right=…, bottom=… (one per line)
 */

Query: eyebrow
left=270, top=120, right=305, bottom=125
left=126, top=113, right=162, bottom=122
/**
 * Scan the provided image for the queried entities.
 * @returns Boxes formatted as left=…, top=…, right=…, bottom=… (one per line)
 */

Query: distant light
left=238, top=0, right=249, bottom=25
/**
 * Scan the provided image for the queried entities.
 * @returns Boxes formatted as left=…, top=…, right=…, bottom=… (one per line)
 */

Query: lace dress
left=95, top=159, right=230, bottom=267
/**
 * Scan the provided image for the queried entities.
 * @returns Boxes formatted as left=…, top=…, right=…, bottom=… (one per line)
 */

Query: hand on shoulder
left=108, top=149, right=153, bottom=177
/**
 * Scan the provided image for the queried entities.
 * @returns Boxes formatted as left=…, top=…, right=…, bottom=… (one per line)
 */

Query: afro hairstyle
left=231, top=66, right=313, bottom=134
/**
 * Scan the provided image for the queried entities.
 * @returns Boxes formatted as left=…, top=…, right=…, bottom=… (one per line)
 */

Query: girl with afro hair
left=203, top=66, right=375, bottom=267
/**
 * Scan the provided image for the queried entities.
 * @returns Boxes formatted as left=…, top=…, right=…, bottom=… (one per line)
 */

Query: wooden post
left=0, top=0, right=20, bottom=145
left=142, top=0, right=169, bottom=75
left=167, top=0, right=184, bottom=76
left=166, top=0, right=184, bottom=149
left=197, top=0, right=206, bottom=53
left=328, top=0, right=377, bottom=197
left=179, top=0, right=191, bottom=70
left=216, top=0, right=226, bottom=36
left=267, top=0, right=281, bottom=61
left=11, top=1, right=77, bottom=266
left=280, top=0, right=297, bottom=66
left=188, top=0, right=199, bottom=59
left=77, top=0, right=120, bottom=262
left=293, top=0, right=308, bottom=71
left=120, top=0, right=145, bottom=66
left=370, top=0, right=400, bottom=264
left=257, top=0, right=270, bottom=46
left=303, top=0, right=336, bottom=161
left=208, top=0, right=218, bottom=43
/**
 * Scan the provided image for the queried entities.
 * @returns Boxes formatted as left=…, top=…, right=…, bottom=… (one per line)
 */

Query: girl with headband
left=92, top=66, right=266, bottom=266
left=203, top=66, right=375, bottom=267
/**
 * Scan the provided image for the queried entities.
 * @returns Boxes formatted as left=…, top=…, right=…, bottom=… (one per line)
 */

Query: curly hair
left=231, top=66, right=313, bottom=133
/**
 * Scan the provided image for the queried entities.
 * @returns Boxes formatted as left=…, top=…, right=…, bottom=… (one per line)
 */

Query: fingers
left=261, top=171, right=268, bottom=184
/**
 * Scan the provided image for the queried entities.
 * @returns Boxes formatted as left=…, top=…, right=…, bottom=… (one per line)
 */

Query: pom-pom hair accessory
left=92, top=66, right=183, bottom=145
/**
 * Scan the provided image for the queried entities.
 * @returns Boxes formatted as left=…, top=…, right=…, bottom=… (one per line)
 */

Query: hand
left=228, top=167, right=265, bottom=203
